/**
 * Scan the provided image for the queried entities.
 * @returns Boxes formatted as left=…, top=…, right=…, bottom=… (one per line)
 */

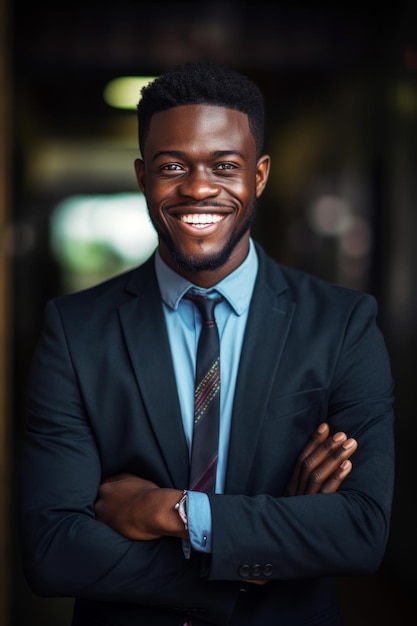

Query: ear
left=134, top=159, right=146, bottom=194
left=255, top=154, right=271, bottom=198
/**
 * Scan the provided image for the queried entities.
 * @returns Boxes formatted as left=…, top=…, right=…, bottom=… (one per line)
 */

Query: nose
left=178, top=168, right=221, bottom=200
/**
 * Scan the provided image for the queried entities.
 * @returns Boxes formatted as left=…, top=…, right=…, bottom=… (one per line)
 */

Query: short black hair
left=137, top=62, right=265, bottom=157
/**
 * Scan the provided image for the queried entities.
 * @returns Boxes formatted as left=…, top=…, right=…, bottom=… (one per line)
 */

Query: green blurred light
left=103, top=76, right=157, bottom=110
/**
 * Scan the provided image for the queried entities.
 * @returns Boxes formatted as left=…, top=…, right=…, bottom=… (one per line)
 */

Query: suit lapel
left=118, top=259, right=189, bottom=489
left=116, top=249, right=295, bottom=494
left=225, top=249, right=295, bottom=493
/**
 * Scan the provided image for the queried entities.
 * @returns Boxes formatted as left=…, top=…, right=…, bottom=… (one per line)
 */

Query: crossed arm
left=95, top=422, right=358, bottom=542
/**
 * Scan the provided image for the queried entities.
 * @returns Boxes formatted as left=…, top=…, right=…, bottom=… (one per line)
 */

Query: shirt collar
left=155, top=239, right=258, bottom=315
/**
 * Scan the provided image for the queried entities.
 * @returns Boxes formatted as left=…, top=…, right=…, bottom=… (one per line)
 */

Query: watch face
left=175, top=491, right=188, bottom=529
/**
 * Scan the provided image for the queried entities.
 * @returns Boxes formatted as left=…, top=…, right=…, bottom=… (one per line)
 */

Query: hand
left=248, top=423, right=357, bottom=587
left=95, top=473, right=187, bottom=541
left=285, top=422, right=358, bottom=496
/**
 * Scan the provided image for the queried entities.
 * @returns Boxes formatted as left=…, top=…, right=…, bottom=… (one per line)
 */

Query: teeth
left=180, top=214, right=224, bottom=225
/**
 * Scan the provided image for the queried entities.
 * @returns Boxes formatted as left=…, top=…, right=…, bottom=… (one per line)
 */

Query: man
left=18, top=62, right=395, bottom=626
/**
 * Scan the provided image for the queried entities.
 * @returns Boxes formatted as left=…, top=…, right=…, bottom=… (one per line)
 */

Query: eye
left=161, top=163, right=184, bottom=171
left=215, top=162, right=238, bottom=171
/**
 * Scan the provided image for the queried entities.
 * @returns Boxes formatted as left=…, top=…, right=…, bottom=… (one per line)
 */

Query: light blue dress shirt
left=155, top=239, right=258, bottom=553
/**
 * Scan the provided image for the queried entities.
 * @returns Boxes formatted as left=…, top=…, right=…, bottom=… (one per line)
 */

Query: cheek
left=235, top=178, right=255, bottom=207
left=146, top=193, right=172, bottom=231
left=146, top=175, right=174, bottom=204
left=147, top=200, right=163, bottom=226
left=144, top=181, right=164, bottom=210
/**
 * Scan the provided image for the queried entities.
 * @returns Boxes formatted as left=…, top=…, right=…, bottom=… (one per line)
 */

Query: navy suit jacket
left=18, top=242, right=395, bottom=625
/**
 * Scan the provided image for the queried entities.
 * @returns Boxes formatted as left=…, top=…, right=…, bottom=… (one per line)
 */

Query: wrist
left=174, top=489, right=188, bottom=530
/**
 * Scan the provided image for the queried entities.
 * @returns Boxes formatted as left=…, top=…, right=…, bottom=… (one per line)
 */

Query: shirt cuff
left=187, top=491, right=212, bottom=553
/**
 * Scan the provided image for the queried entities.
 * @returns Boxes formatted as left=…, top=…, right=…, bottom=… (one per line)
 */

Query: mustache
left=168, top=201, right=232, bottom=210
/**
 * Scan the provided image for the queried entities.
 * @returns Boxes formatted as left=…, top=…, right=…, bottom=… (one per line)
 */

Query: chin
left=170, top=247, right=229, bottom=273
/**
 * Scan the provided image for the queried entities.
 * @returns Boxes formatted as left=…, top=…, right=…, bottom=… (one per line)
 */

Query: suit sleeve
left=17, top=300, right=238, bottom=619
left=208, top=292, right=395, bottom=582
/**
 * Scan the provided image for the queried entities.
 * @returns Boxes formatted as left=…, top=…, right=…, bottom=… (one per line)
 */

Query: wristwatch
left=174, top=489, right=188, bottom=530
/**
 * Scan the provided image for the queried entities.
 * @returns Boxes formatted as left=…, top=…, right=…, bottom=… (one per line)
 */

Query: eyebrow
left=151, top=149, right=247, bottom=162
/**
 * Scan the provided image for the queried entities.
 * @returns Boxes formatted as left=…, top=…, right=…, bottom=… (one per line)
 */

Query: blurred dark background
left=5, top=1, right=417, bottom=624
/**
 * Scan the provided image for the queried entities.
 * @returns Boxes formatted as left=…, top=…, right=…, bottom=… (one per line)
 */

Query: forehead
left=144, top=104, right=255, bottom=156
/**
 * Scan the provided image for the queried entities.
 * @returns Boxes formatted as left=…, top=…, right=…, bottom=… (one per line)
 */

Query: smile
left=179, top=214, right=225, bottom=227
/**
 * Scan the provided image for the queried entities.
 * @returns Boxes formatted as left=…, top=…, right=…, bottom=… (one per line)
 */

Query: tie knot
left=184, top=292, right=224, bottom=322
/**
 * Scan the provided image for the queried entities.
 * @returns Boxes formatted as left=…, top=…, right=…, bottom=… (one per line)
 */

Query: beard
left=154, top=199, right=257, bottom=273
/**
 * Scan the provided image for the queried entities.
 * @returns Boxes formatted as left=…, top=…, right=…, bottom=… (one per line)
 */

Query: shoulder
left=255, top=241, right=377, bottom=314
left=45, top=256, right=156, bottom=324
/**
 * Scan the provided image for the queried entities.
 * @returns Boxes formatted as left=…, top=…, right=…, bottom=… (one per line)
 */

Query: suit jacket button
left=238, top=564, right=250, bottom=578
left=251, top=564, right=262, bottom=577
left=263, top=563, right=273, bottom=577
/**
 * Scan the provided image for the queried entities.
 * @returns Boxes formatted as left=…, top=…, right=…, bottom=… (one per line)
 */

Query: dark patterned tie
left=185, top=292, right=223, bottom=493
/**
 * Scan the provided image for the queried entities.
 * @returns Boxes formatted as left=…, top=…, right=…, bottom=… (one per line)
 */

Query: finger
left=289, top=432, right=356, bottom=496
left=285, top=423, right=329, bottom=496
left=303, top=438, right=357, bottom=494
left=320, top=459, right=353, bottom=494
left=297, top=422, right=330, bottom=461
left=296, top=431, right=349, bottom=495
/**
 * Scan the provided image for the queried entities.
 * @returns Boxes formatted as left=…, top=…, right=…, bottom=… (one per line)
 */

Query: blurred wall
left=0, top=0, right=12, bottom=623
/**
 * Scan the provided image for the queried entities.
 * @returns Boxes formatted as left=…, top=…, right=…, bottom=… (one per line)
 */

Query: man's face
left=135, top=104, right=270, bottom=287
